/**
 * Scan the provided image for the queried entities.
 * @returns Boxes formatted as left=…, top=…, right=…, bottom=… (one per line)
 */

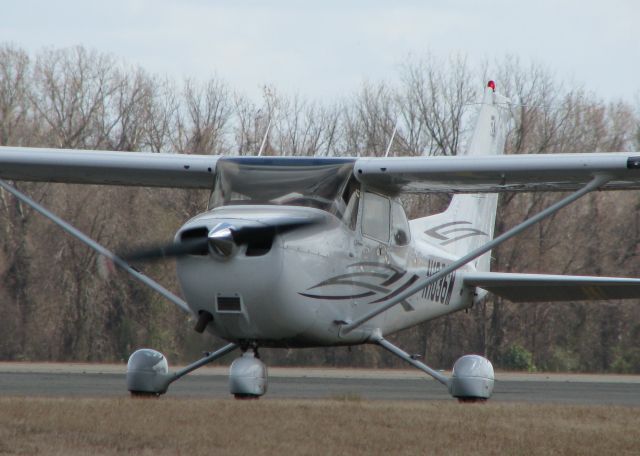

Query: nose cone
left=208, top=223, right=237, bottom=258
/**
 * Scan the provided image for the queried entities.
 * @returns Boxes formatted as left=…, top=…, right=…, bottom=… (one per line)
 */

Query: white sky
left=1, top=0, right=639, bottom=102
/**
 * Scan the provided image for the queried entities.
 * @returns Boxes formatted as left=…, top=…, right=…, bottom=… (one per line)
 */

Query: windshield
left=208, top=157, right=355, bottom=216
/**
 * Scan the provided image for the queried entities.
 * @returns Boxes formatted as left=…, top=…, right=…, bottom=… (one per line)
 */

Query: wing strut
left=341, top=174, right=612, bottom=334
left=371, top=330, right=449, bottom=386
left=0, top=179, right=193, bottom=315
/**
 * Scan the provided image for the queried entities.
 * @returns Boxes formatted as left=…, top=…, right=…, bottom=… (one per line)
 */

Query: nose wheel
left=229, top=349, right=268, bottom=399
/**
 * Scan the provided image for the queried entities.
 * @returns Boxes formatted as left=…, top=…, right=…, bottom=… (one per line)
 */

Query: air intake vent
left=180, top=227, right=209, bottom=256
left=245, top=237, right=273, bottom=256
left=217, top=296, right=242, bottom=313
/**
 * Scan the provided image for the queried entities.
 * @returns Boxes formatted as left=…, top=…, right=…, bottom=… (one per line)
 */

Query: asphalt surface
left=1, top=363, right=639, bottom=405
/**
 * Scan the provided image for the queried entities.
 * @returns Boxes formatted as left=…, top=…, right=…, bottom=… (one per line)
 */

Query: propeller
left=121, top=216, right=320, bottom=263
left=122, top=237, right=210, bottom=262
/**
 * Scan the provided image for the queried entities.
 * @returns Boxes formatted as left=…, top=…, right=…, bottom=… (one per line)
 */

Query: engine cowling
left=448, top=354, right=494, bottom=401
left=229, top=352, right=267, bottom=398
left=126, top=348, right=171, bottom=395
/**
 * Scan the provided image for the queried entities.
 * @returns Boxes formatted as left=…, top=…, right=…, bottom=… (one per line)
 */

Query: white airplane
left=1, top=82, right=640, bottom=401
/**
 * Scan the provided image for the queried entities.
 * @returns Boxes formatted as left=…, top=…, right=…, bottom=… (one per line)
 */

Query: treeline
left=1, top=44, right=639, bottom=372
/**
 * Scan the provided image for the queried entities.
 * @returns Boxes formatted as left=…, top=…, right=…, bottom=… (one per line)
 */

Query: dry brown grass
left=0, top=397, right=639, bottom=455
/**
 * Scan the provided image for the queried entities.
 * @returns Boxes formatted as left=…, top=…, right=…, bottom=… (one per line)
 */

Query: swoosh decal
left=299, top=260, right=457, bottom=309
left=424, top=221, right=487, bottom=245
left=371, top=274, right=420, bottom=304
left=299, top=262, right=419, bottom=309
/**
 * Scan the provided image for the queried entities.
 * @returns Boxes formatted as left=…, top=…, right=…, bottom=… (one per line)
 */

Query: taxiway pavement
left=1, top=363, right=639, bottom=405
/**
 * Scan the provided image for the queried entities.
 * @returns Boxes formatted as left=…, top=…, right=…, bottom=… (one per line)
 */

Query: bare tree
left=342, top=81, right=397, bottom=156
left=99, top=67, right=155, bottom=152
left=0, top=45, right=32, bottom=146
left=233, top=86, right=278, bottom=156
left=400, top=54, right=475, bottom=156
left=174, top=78, right=232, bottom=155
left=30, top=47, right=119, bottom=148
left=272, top=94, right=343, bottom=156
left=141, top=77, right=180, bottom=153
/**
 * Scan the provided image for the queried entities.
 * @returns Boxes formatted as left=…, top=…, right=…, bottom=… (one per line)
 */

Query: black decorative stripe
left=371, top=274, right=420, bottom=304
left=299, top=291, right=376, bottom=300
left=424, top=221, right=464, bottom=241
left=425, top=221, right=488, bottom=245
left=441, top=231, right=487, bottom=246
left=628, top=157, right=640, bottom=169
left=399, top=300, right=415, bottom=311
left=347, top=261, right=402, bottom=272
left=312, top=279, right=389, bottom=293
left=307, top=272, right=389, bottom=290
left=299, top=261, right=414, bottom=304
left=380, top=269, right=406, bottom=287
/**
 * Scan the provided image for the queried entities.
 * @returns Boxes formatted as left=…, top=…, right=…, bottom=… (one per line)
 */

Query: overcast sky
left=2, top=1, right=638, bottom=102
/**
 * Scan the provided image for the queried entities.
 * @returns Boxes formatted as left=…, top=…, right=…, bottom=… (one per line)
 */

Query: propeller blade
left=123, top=215, right=321, bottom=262
left=231, top=218, right=317, bottom=244
left=122, top=237, right=209, bottom=262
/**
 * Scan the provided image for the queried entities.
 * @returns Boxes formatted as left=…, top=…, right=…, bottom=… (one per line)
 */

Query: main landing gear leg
left=370, top=331, right=495, bottom=401
left=127, top=343, right=239, bottom=397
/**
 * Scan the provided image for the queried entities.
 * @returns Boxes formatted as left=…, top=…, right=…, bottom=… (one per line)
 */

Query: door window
left=362, top=192, right=390, bottom=243
left=391, top=201, right=410, bottom=246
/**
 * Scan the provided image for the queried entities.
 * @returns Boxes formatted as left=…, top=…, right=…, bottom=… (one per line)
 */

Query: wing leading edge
left=463, top=272, right=640, bottom=302
left=2, top=146, right=640, bottom=192
left=355, top=153, right=640, bottom=193
left=0, top=147, right=219, bottom=188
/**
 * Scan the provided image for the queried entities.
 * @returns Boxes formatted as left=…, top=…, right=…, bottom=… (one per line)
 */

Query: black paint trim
left=299, top=291, right=376, bottom=300
left=371, top=274, right=420, bottom=304
left=424, top=221, right=488, bottom=245
left=299, top=262, right=408, bottom=302
left=627, top=157, right=640, bottom=169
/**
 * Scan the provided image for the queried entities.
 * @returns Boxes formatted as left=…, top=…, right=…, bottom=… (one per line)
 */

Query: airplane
left=1, top=81, right=640, bottom=401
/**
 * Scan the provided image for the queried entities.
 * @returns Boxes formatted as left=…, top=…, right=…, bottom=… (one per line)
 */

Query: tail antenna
left=384, top=121, right=399, bottom=158
left=257, top=117, right=272, bottom=157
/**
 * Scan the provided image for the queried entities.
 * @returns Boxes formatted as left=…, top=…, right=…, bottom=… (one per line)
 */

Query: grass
left=0, top=397, right=639, bottom=455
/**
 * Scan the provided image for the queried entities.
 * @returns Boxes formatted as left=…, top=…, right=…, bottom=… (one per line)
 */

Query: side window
left=343, top=189, right=360, bottom=231
left=391, top=201, right=411, bottom=246
left=362, top=192, right=390, bottom=243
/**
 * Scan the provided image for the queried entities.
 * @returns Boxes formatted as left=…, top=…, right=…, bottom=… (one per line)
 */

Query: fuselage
left=176, top=204, right=478, bottom=348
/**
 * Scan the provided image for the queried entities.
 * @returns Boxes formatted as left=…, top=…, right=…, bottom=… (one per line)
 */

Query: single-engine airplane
left=1, top=82, right=640, bottom=401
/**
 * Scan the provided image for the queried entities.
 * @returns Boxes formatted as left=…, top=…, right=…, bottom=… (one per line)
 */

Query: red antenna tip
left=487, top=80, right=496, bottom=92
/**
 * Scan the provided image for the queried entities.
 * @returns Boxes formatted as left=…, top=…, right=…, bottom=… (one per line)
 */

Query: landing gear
left=370, top=331, right=495, bottom=401
left=448, top=355, right=495, bottom=401
left=229, top=350, right=268, bottom=399
left=126, top=343, right=238, bottom=396
left=126, top=343, right=269, bottom=399
left=126, top=348, right=171, bottom=396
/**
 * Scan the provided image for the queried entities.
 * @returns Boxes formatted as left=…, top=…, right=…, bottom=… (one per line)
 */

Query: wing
left=2, top=146, right=640, bottom=193
left=463, top=272, right=640, bottom=302
left=354, top=153, right=640, bottom=193
left=0, top=146, right=219, bottom=188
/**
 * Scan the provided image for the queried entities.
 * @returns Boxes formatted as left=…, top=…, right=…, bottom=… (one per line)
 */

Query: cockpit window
left=362, top=192, right=391, bottom=243
left=391, top=200, right=411, bottom=246
left=341, top=177, right=361, bottom=230
left=208, top=157, right=355, bottom=217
